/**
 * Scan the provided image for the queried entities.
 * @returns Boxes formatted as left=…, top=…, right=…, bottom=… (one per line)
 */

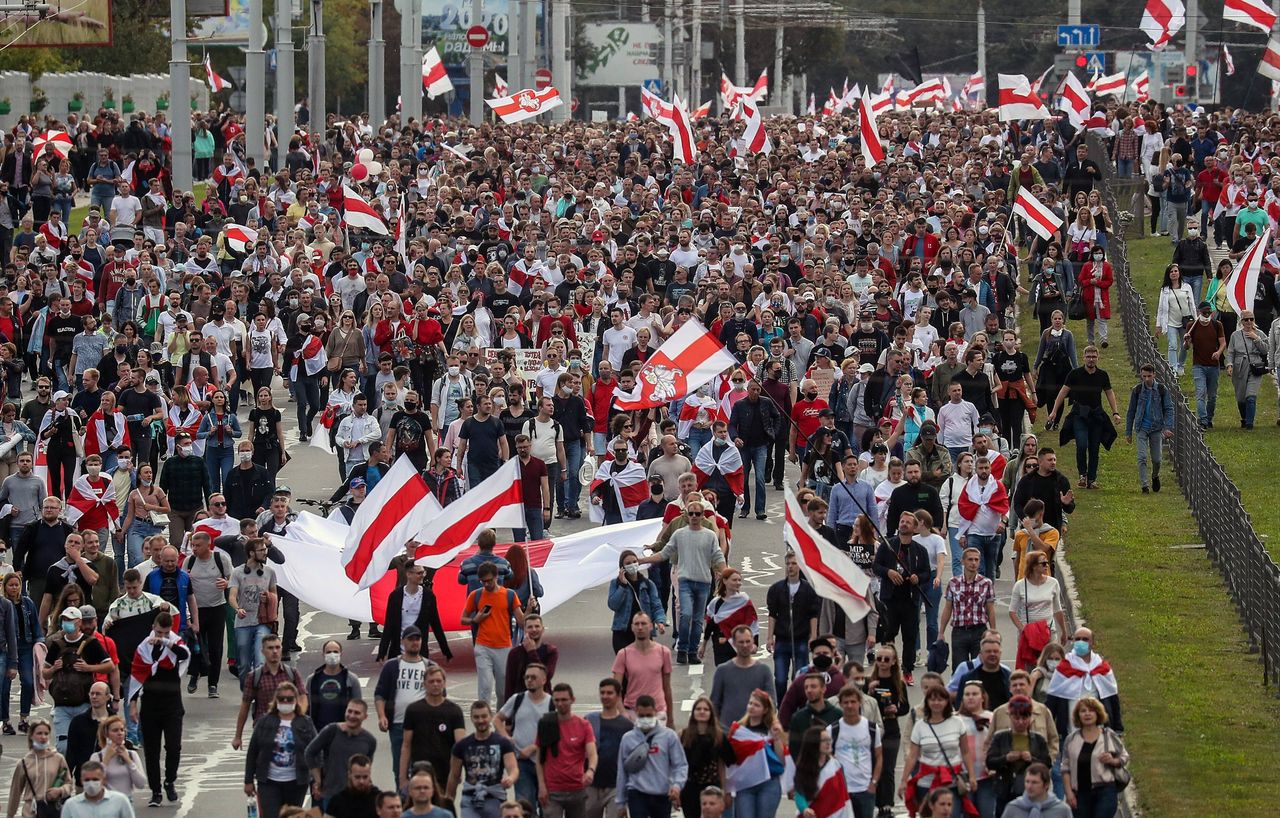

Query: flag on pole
left=1225, top=0, right=1278, bottom=33
left=783, top=487, right=872, bottom=624
left=494, top=73, right=508, bottom=96
left=1141, top=0, right=1185, bottom=50
left=413, top=457, right=526, bottom=567
left=341, top=185, right=390, bottom=235
left=1012, top=188, right=1065, bottom=241
left=613, top=318, right=737, bottom=411
left=1057, top=72, right=1091, bottom=126
left=1029, top=66, right=1053, bottom=95
left=223, top=224, right=259, bottom=253
left=640, top=86, right=672, bottom=119
left=204, top=55, right=231, bottom=92
left=32, top=130, right=72, bottom=164
left=998, top=74, right=1050, bottom=121
left=738, top=99, right=771, bottom=155
left=749, top=67, right=768, bottom=101
left=422, top=46, right=454, bottom=98
left=859, top=93, right=885, bottom=166
left=962, top=72, right=985, bottom=99
left=692, top=100, right=712, bottom=119
left=1224, top=228, right=1271, bottom=314
left=1224, top=43, right=1236, bottom=75
left=1088, top=72, right=1128, bottom=98
left=658, top=95, right=697, bottom=166
left=341, top=455, right=443, bottom=588
left=1260, top=37, right=1280, bottom=82
left=1132, top=70, right=1151, bottom=102
left=487, top=86, right=563, bottom=123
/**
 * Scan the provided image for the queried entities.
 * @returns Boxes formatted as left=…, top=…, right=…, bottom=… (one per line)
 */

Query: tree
left=323, top=0, right=372, bottom=113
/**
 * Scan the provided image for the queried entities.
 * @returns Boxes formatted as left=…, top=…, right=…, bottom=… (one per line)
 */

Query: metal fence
left=1088, top=136, right=1280, bottom=687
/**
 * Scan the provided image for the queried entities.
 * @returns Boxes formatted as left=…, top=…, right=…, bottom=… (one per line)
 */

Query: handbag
left=926, top=721, right=971, bottom=797
left=1104, top=729, right=1131, bottom=791
left=1249, top=339, right=1268, bottom=377
left=1066, top=292, right=1087, bottom=321
left=23, top=759, right=64, bottom=818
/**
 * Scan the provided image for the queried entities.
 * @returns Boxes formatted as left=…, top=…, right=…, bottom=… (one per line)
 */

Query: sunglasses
left=277, top=697, right=295, bottom=703
left=875, top=656, right=894, bottom=663
left=687, top=511, right=704, bottom=517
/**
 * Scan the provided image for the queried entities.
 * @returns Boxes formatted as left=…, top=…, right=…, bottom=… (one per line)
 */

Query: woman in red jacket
left=1077, top=245, right=1114, bottom=348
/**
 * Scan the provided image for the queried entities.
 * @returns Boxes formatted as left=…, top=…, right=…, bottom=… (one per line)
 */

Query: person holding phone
left=461, top=562, right=525, bottom=707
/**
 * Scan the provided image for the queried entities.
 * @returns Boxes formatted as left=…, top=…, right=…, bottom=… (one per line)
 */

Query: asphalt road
left=0, top=387, right=1025, bottom=818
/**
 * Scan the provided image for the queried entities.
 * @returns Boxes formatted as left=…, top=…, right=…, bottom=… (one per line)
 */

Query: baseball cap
left=401, top=626, right=423, bottom=639
left=61, top=606, right=82, bottom=620
left=349, top=477, right=367, bottom=490
left=275, top=485, right=292, bottom=496
left=818, top=408, right=835, bottom=418
left=591, top=230, right=604, bottom=242
left=814, top=348, right=831, bottom=358
left=52, top=390, right=69, bottom=402
left=857, top=363, right=875, bottom=374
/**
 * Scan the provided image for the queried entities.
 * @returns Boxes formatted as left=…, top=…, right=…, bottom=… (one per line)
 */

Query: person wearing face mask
left=1042, top=628, right=1122, bottom=740
left=157, top=432, right=211, bottom=545
left=302, top=640, right=362, bottom=733
left=1076, top=247, right=1113, bottom=348
left=613, top=695, right=688, bottom=818
left=1171, top=223, right=1210, bottom=302
left=608, top=550, right=666, bottom=653
left=6, top=717, right=74, bottom=818
left=244, top=681, right=319, bottom=818
left=129, top=609, right=190, bottom=807
left=39, top=390, right=82, bottom=500
left=44, top=606, right=114, bottom=757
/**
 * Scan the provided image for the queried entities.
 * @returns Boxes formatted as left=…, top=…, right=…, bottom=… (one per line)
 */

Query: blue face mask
left=62, top=621, right=78, bottom=634
left=1073, top=639, right=1091, bottom=657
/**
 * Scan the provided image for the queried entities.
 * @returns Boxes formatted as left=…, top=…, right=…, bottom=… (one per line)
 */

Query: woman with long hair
left=1032, top=312, right=1077, bottom=411
left=5, top=718, right=73, bottom=818
left=1156, top=263, right=1196, bottom=376
left=679, top=696, right=734, bottom=818
left=1061, top=697, right=1129, bottom=818
left=248, top=386, right=288, bottom=487
left=958, top=681, right=995, bottom=818
left=323, top=368, right=360, bottom=479
left=607, top=551, right=666, bottom=653
left=325, top=309, right=366, bottom=379
left=991, top=330, right=1034, bottom=445
left=792, top=726, right=849, bottom=818
left=866, top=643, right=910, bottom=815
left=0, top=574, right=39, bottom=736
left=120, top=463, right=169, bottom=576
left=699, top=567, right=757, bottom=666
left=820, top=513, right=879, bottom=659
left=1010, top=554, right=1068, bottom=672
left=197, top=389, right=241, bottom=493
left=899, top=685, right=976, bottom=818
left=1030, top=643, right=1065, bottom=703
left=1206, top=257, right=1237, bottom=347
left=89, top=715, right=146, bottom=796
left=726, top=690, right=785, bottom=818
left=504, top=544, right=543, bottom=643
left=941, top=452, right=975, bottom=578
left=1226, top=309, right=1269, bottom=429
left=244, top=682, right=318, bottom=818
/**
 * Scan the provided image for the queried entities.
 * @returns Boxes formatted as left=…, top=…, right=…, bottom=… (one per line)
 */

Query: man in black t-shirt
left=447, top=700, right=517, bottom=810
left=1045, top=345, right=1121, bottom=489
left=401, top=666, right=466, bottom=799
left=387, top=391, right=435, bottom=472
left=457, top=395, right=509, bottom=490
left=118, top=368, right=164, bottom=464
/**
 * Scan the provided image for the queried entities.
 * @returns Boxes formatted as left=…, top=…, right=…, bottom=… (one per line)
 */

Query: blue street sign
left=642, top=79, right=663, bottom=95
left=1084, top=51, right=1106, bottom=75
left=1057, top=24, right=1101, bottom=47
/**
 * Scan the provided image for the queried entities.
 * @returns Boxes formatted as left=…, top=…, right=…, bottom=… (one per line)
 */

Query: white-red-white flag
left=1142, top=0, right=1185, bottom=49
left=739, top=99, right=771, bottom=155
left=998, top=74, right=1050, bottom=121
left=1028, top=65, right=1053, bottom=96
left=859, top=92, right=885, bottom=166
left=962, top=72, right=985, bottom=99
left=640, top=86, right=672, bottom=119
left=1225, top=0, right=1278, bottom=32
left=223, top=223, right=259, bottom=253
left=1225, top=228, right=1271, bottom=314
left=33, top=130, right=72, bottom=164
left=1132, top=70, right=1151, bottom=102
left=1088, top=72, right=1128, bottom=98
left=748, top=67, right=768, bottom=101
left=658, top=95, right=697, bottom=166
left=587, top=459, right=649, bottom=524
left=906, top=77, right=945, bottom=106
left=1057, top=72, right=1091, bottom=126
left=63, top=475, right=121, bottom=530
left=494, top=73, right=508, bottom=96
left=486, top=86, right=563, bottom=123
left=693, top=439, right=744, bottom=498
left=342, top=185, right=390, bottom=235
left=613, top=318, right=737, bottom=411
left=1224, top=44, right=1236, bottom=75
left=341, top=455, right=443, bottom=589
left=692, top=100, right=712, bottom=119
left=783, top=487, right=872, bottom=623
left=1013, top=187, right=1065, bottom=241
left=1260, top=37, right=1280, bottom=81
left=821, top=89, right=838, bottom=117
left=422, top=46, right=453, bottom=98
left=204, top=55, right=231, bottom=93
left=413, top=457, right=526, bottom=567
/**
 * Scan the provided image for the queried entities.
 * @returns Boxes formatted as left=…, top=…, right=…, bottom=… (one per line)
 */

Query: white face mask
left=179, top=445, right=193, bottom=457
left=86, top=465, right=100, bottom=478
left=636, top=716, right=658, bottom=731
left=82, top=780, right=103, bottom=798
left=239, top=451, right=253, bottom=462
left=324, top=652, right=341, bottom=667
left=277, top=702, right=296, bottom=715
left=448, top=365, right=460, bottom=377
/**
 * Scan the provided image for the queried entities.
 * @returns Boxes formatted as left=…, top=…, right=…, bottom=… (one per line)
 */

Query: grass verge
left=66, top=182, right=208, bottom=235
left=1125, top=235, right=1280, bottom=552
left=1017, top=245, right=1280, bottom=818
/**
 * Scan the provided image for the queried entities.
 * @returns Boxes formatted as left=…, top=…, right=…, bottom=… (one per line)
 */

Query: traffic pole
left=276, top=2, right=295, bottom=169
left=308, top=0, right=326, bottom=141
left=369, top=0, right=386, bottom=127
left=246, top=0, right=266, bottom=168
left=169, top=0, right=192, bottom=192
left=468, top=0, right=485, bottom=123
left=400, top=0, right=423, bottom=125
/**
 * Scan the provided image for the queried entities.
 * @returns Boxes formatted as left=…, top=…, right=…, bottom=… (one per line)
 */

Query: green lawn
left=1016, top=247, right=1280, bottom=818
left=1125, top=235, right=1280, bottom=553
left=67, top=183, right=208, bottom=235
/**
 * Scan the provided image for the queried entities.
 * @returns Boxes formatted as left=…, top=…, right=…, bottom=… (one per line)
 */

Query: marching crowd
left=9, top=90, right=1275, bottom=818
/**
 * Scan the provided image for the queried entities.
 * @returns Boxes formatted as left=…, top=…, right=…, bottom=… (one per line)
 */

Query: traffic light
left=1076, top=55, right=1088, bottom=68
left=1186, top=64, right=1198, bottom=77
left=1174, top=84, right=1188, bottom=97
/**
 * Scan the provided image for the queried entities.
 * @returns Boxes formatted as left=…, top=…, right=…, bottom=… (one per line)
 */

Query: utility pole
left=509, top=0, right=522, bottom=90
left=662, top=0, right=672, bottom=97
left=551, top=0, right=570, bottom=121
left=169, top=0, right=191, bottom=191
left=734, top=0, right=745, bottom=87
left=772, top=23, right=782, bottom=108
left=308, top=0, right=326, bottom=138
left=977, top=0, right=986, bottom=93
left=246, top=0, right=266, bottom=168
left=690, top=0, right=701, bottom=110
left=1067, top=0, right=1080, bottom=26
left=1184, top=0, right=1199, bottom=99
left=468, top=0, right=484, bottom=122
left=400, top=0, right=422, bottom=124
left=369, top=0, right=385, bottom=125
left=523, top=0, right=537, bottom=96
left=276, top=3, right=295, bottom=167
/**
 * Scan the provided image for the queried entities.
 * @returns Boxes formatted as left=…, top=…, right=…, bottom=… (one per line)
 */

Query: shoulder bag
left=1104, top=728, right=1131, bottom=791
left=23, top=759, right=64, bottom=818
left=925, top=720, right=971, bottom=797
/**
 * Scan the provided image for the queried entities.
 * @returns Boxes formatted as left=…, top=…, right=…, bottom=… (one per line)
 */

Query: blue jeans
left=1165, top=326, right=1187, bottom=372
left=389, top=723, right=406, bottom=789
left=688, top=427, right=712, bottom=460
left=1072, top=414, right=1101, bottom=483
left=515, top=758, right=539, bottom=807
left=849, top=791, right=876, bottom=818
left=948, top=527, right=963, bottom=578
left=53, top=703, right=89, bottom=754
left=127, top=520, right=163, bottom=573
left=295, top=373, right=322, bottom=438
left=1135, top=429, right=1164, bottom=489
left=205, top=445, right=234, bottom=493
left=677, top=579, right=711, bottom=655
left=967, top=532, right=1004, bottom=580
left=626, top=791, right=672, bottom=818
left=1115, top=158, right=1134, bottom=178
left=1184, top=275, right=1203, bottom=303
left=90, top=193, right=115, bottom=214
left=234, top=624, right=270, bottom=686
left=741, top=444, right=768, bottom=515
left=772, top=638, right=808, bottom=700
left=0, top=645, right=32, bottom=721
left=733, top=777, right=781, bottom=818
left=922, top=573, right=942, bottom=646
left=1075, top=782, right=1119, bottom=818
left=1193, top=364, right=1219, bottom=424
left=947, top=446, right=969, bottom=465
left=560, top=438, right=584, bottom=513
left=513, top=506, right=545, bottom=543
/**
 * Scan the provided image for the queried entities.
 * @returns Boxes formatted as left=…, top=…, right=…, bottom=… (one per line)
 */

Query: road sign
left=465, top=25, right=489, bottom=49
left=1084, top=51, right=1106, bottom=75
left=642, top=78, right=663, bottom=95
left=1057, top=24, right=1101, bottom=47
left=535, top=68, right=552, bottom=90
left=571, top=97, right=580, bottom=113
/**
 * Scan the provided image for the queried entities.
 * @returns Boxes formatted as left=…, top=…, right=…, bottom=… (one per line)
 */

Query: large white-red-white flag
left=693, top=439, right=744, bottom=498
left=1225, top=0, right=1278, bottom=32
left=487, top=86, right=563, bottom=123
left=997, top=74, right=1050, bottom=121
left=613, top=318, right=737, bottom=411
left=341, top=455, right=443, bottom=589
left=1260, top=37, right=1280, bottom=81
left=587, top=459, right=649, bottom=524
left=413, top=457, right=526, bottom=567
left=223, top=224, right=259, bottom=253
left=204, top=55, right=232, bottom=93
left=422, top=46, right=453, bottom=98
left=738, top=99, right=771, bottom=155
left=659, top=95, right=697, bottom=165
left=1225, top=227, right=1272, bottom=314
left=1141, top=0, right=1185, bottom=49
left=1057, top=72, right=1091, bottom=127
left=859, top=93, right=886, bottom=167
left=1088, top=72, right=1128, bottom=98
left=1013, top=187, right=1065, bottom=241
left=783, top=487, right=872, bottom=622
left=640, top=86, right=672, bottom=119
left=63, top=475, right=121, bottom=530
left=342, top=185, right=390, bottom=235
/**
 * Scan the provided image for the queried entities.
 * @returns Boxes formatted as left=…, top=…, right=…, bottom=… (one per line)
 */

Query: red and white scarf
left=694, top=439, right=745, bottom=498
left=128, top=634, right=191, bottom=701
left=587, top=459, right=648, bottom=523
left=955, top=475, right=1009, bottom=536
left=85, top=409, right=130, bottom=458
left=707, top=591, right=758, bottom=639
left=64, top=474, right=120, bottom=530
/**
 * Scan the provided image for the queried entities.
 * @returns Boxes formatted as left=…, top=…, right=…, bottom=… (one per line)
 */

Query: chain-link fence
left=1088, top=135, right=1280, bottom=687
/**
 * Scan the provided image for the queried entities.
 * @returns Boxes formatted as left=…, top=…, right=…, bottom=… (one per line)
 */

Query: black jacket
left=1171, top=237, right=1211, bottom=279
left=1011, top=469, right=1076, bottom=530
left=765, top=578, right=820, bottom=642
left=224, top=463, right=274, bottom=520
left=885, top=481, right=944, bottom=541
left=872, top=537, right=930, bottom=605
left=985, top=729, right=1053, bottom=802
left=376, top=584, right=440, bottom=661
left=727, top=396, right=782, bottom=446
left=245, top=713, right=318, bottom=785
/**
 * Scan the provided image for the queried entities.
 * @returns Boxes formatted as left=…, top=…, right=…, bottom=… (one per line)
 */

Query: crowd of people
left=14, top=90, right=1275, bottom=818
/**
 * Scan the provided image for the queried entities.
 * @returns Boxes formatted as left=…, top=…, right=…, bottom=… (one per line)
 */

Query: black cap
left=1198, top=300, right=1213, bottom=310
left=818, top=408, right=835, bottom=418
left=401, top=626, right=423, bottom=639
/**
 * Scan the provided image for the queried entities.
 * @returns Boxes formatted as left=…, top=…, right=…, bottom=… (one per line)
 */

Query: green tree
left=323, top=0, right=372, bottom=113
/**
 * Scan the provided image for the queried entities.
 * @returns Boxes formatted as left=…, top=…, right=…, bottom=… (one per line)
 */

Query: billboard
left=577, top=23, right=661, bottom=86
left=425, top=0, right=541, bottom=67
left=0, top=0, right=112, bottom=47
left=192, top=0, right=255, bottom=46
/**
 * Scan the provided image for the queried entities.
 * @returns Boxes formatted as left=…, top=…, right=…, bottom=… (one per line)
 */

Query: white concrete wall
left=1, top=72, right=209, bottom=131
